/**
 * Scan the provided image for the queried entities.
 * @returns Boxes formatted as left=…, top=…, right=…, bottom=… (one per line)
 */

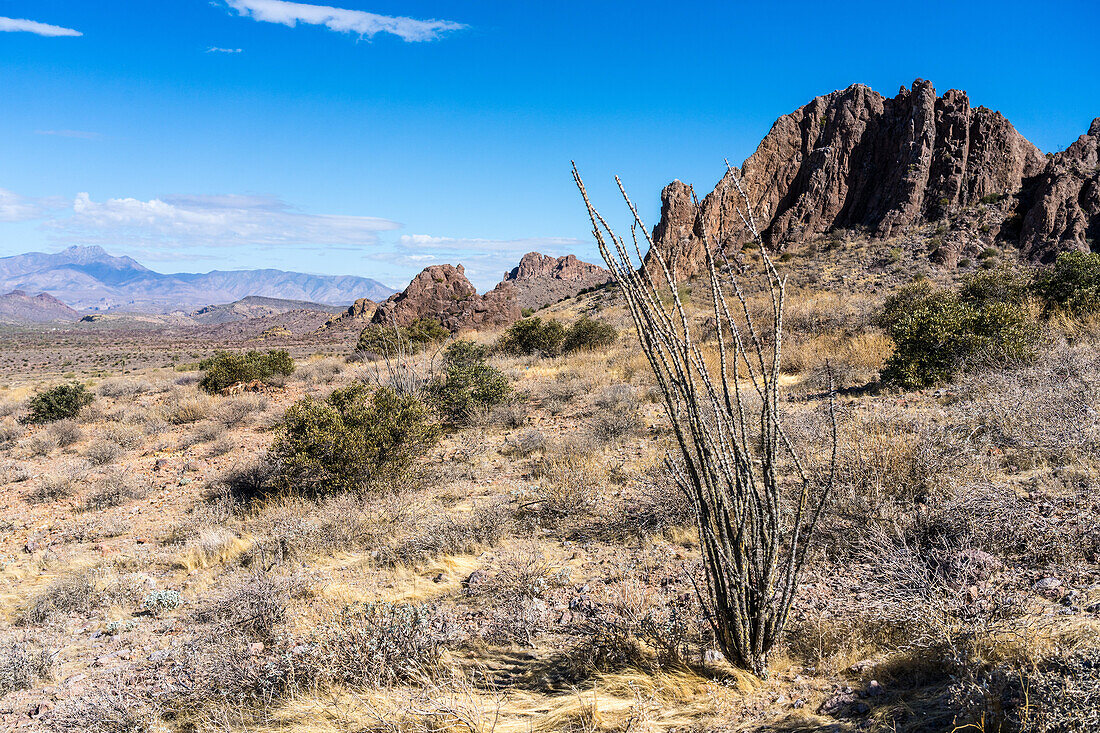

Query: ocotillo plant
left=573, top=162, right=835, bottom=675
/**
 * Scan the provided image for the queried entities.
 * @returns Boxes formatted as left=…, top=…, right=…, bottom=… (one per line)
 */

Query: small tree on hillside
left=573, top=162, right=835, bottom=676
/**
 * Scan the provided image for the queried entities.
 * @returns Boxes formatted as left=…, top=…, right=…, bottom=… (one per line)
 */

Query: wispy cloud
left=50, top=193, right=400, bottom=248
left=35, top=129, right=102, bottom=140
left=0, top=16, right=82, bottom=37
left=224, top=0, right=466, bottom=42
left=0, top=189, right=66, bottom=222
left=206, top=46, right=243, bottom=53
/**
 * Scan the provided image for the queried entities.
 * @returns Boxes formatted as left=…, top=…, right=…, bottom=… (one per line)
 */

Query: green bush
left=879, top=280, right=1038, bottom=389
left=198, top=350, right=294, bottom=394
left=496, top=317, right=567, bottom=357
left=562, top=317, right=617, bottom=353
left=1034, top=251, right=1100, bottom=315
left=272, top=384, right=440, bottom=497
left=424, top=341, right=511, bottom=424
left=356, top=318, right=448, bottom=358
left=24, top=383, right=94, bottom=424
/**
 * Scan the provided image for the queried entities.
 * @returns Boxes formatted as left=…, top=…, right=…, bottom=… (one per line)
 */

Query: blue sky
left=1, top=0, right=1098, bottom=291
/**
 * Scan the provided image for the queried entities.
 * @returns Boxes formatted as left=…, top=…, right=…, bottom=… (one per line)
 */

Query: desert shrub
left=141, top=589, right=182, bottom=616
left=589, top=384, right=642, bottom=443
left=18, top=570, right=100, bottom=625
left=0, top=416, right=24, bottom=445
left=356, top=318, right=448, bottom=358
left=1034, top=250, right=1100, bottom=315
left=879, top=280, right=1039, bottom=388
left=272, top=384, right=440, bottom=497
left=80, top=470, right=148, bottom=512
left=28, top=461, right=88, bottom=503
left=163, top=392, right=213, bottom=425
left=25, top=430, right=59, bottom=457
left=97, top=377, right=153, bottom=398
left=212, top=394, right=267, bottom=427
left=48, top=419, right=84, bottom=448
left=198, top=350, right=294, bottom=394
left=296, top=356, right=344, bottom=385
left=0, top=635, right=54, bottom=697
left=210, top=457, right=281, bottom=505
left=84, top=437, right=123, bottom=466
left=561, top=316, right=617, bottom=353
left=158, top=602, right=446, bottom=724
left=503, top=428, right=547, bottom=456
left=496, top=316, right=567, bottom=357
left=423, top=341, right=511, bottom=424
left=193, top=574, right=294, bottom=642
left=24, top=383, right=93, bottom=424
left=387, top=499, right=512, bottom=565
left=1014, top=648, right=1100, bottom=732
left=47, top=688, right=156, bottom=733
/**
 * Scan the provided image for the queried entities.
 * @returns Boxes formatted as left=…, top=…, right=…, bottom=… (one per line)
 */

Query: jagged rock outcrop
left=319, top=297, right=377, bottom=330
left=1020, top=118, right=1100, bottom=262
left=371, top=264, right=520, bottom=332
left=647, top=79, right=1048, bottom=280
left=500, top=252, right=612, bottom=309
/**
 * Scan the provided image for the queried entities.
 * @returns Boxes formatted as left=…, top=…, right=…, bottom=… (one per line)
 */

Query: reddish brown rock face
left=372, top=264, right=520, bottom=331
left=1020, top=118, right=1100, bottom=262
left=646, top=79, right=1054, bottom=280
left=501, top=252, right=612, bottom=309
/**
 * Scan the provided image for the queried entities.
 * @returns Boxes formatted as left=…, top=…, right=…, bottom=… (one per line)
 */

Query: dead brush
left=192, top=572, right=297, bottom=642
left=213, top=393, right=268, bottom=427
left=17, top=569, right=101, bottom=626
left=27, top=460, right=89, bottom=503
left=386, top=498, right=512, bottom=566
left=47, top=685, right=156, bottom=733
left=162, top=390, right=214, bottom=425
left=0, top=416, right=24, bottom=445
left=79, top=469, right=149, bottom=512
left=525, top=444, right=606, bottom=529
left=0, top=634, right=55, bottom=696
left=48, top=419, right=84, bottom=448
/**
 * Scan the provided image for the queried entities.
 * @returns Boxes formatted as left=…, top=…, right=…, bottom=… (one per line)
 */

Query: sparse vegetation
left=356, top=318, right=448, bottom=358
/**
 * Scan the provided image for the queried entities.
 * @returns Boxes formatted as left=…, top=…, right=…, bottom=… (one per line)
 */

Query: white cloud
left=35, top=129, right=102, bottom=140
left=0, top=16, right=81, bottom=37
left=207, top=46, right=243, bottom=53
left=52, top=192, right=400, bottom=247
left=0, top=188, right=65, bottom=222
left=224, top=0, right=465, bottom=42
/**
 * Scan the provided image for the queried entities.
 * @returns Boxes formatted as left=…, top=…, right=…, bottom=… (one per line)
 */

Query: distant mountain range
left=0, top=246, right=395, bottom=312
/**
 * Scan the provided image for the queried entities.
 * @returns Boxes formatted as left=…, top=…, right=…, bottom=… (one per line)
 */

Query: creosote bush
left=496, top=316, right=567, bottom=357
left=24, top=383, right=94, bottom=424
left=356, top=318, right=448, bottom=358
left=1034, top=250, right=1100, bottom=315
left=272, top=384, right=440, bottom=498
left=880, top=273, right=1039, bottom=388
left=497, top=316, right=618, bottom=357
left=561, top=315, right=617, bottom=352
left=424, top=340, right=511, bottom=424
left=198, top=350, right=294, bottom=394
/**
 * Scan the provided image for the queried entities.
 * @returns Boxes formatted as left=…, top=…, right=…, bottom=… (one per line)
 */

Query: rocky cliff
left=646, top=79, right=1098, bottom=280
left=500, top=252, right=612, bottom=309
left=371, top=264, right=520, bottom=332
left=1019, top=118, right=1100, bottom=262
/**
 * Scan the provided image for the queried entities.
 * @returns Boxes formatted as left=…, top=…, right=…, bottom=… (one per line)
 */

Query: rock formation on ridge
left=645, top=79, right=1078, bottom=280
left=371, top=264, right=520, bottom=332
left=1019, top=118, right=1100, bottom=262
left=500, top=252, right=612, bottom=309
